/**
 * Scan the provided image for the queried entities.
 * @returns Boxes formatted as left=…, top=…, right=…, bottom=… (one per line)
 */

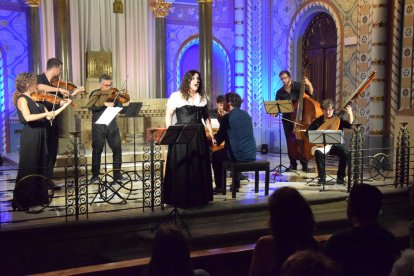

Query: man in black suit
left=212, top=92, right=256, bottom=193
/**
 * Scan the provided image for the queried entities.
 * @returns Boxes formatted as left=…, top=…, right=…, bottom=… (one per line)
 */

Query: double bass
left=286, top=70, right=323, bottom=161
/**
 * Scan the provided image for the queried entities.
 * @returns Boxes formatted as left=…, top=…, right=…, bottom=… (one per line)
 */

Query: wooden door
left=303, top=13, right=337, bottom=103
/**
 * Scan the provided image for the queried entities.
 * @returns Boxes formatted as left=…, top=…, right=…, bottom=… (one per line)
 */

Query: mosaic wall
left=0, top=0, right=29, bottom=153
left=401, top=1, right=414, bottom=110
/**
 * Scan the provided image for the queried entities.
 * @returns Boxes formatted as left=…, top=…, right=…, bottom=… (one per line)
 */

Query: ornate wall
left=0, top=0, right=29, bottom=154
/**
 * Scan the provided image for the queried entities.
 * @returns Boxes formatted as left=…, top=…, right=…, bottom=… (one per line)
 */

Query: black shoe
left=317, top=177, right=326, bottom=185
left=48, top=181, right=61, bottom=191
left=285, top=165, right=297, bottom=172
left=89, top=176, right=100, bottom=184
left=301, top=164, right=309, bottom=173
left=337, top=178, right=345, bottom=185
left=113, top=176, right=128, bottom=184
left=213, top=188, right=223, bottom=194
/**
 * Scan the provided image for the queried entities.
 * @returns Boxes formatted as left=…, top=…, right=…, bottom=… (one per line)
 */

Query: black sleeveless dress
left=163, top=105, right=213, bottom=208
left=13, top=94, right=49, bottom=209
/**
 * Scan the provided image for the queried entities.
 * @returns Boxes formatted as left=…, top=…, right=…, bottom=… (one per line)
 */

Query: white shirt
left=166, top=91, right=208, bottom=112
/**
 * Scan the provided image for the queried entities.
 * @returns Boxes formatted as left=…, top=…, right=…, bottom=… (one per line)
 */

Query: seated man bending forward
left=307, top=98, right=353, bottom=184
left=212, top=92, right=256, bottom=193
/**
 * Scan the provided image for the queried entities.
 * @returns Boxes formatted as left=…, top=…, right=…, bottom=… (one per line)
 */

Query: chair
left=221, top=160, right=270, bottom=198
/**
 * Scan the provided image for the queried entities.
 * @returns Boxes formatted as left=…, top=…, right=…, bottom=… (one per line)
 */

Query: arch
left=288, top=1, right=344, bottom=105
left=175, top=36, right=232, bottom=102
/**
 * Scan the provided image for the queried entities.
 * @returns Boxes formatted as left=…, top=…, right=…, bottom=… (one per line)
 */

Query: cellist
left=276, top=70, right=315, bottom=172
left=307, top=99, right=354, bottom=184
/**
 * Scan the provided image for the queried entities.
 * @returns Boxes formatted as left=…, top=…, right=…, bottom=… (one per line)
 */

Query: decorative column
left=151, top=0, right=172, bottom=98
left=198, top=0, right=213, bottom=103
left=54, top=0, right=74, bottom=140
left=25, top=0, right=42, bottom=74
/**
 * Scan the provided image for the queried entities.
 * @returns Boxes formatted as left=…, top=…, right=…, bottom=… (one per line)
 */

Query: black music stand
left=158, top=124, right=198, bottom=236
left=119, top=102, right=143, bottom=181
left=264, top=100, right=298, bottom=177
left=307, top=130, right=344, bottom=191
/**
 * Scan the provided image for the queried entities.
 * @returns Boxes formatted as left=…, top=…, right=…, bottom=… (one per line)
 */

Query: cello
left=286, top=68, right=323, bottom=162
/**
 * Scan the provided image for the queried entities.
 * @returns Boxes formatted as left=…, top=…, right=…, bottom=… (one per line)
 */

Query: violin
left=106, top=88, right=130, bottom=104
left=30, top=91, right=65, bottom=105
left=50, top=77, right=86, bottom=96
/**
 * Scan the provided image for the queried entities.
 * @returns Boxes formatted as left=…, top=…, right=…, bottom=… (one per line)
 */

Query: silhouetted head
left=281, top=250, right=342, bottom=276
left=148, top=224, right=194, bottom=276
left=347, top=184, right=383, bottom=224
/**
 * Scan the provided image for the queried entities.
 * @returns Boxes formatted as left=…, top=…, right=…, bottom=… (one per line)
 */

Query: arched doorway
left=303, top=13, right=337, bottom=103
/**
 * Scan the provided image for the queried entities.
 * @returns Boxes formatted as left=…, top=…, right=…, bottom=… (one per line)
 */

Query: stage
left=0, top=151, right=412, bottom=274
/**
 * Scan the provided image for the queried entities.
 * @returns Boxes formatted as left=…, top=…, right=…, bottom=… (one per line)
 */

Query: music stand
left=264, top=100, right=298, bottom=177
left=307, top=130, right=344, bottom=191
left=158, top=124, right=198, bottom=236
left=119, top=102, right=143, bottom=181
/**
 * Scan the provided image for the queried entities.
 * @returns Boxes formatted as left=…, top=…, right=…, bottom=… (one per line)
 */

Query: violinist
left=88, top=74, right=124, bottom=184
left=307, top=99, right=354, bottom=184
left=37, top=58, right=84, bottom=190
left=12, top=73, right=72, bottom=210
left=276, top=70, right=314, bottom=172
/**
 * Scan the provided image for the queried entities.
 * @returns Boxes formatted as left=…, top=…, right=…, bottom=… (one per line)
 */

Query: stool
left=221, top=160, right=270, bottom=198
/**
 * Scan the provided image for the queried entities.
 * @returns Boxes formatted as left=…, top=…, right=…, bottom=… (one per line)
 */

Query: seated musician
left=209, top=95, right=227, bottom=123
left=212, top=92, right=256, bottom=193
left=307, top=99, right=354, bottom=184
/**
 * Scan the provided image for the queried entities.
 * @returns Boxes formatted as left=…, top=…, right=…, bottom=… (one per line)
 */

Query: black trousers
left=282, top=119, right=308, bottom=167
left=46, top=123, right=59, bottom=178
left=91, top=124, right=122, bottom=178
left=314, top=144, right=348, bottom=180
left=212, top=149, right=230, bottom=190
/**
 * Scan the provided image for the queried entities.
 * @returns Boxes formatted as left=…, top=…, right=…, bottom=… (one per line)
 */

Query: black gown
left=13, top=95, right=49, bottom=209
left=163, top=105, right=213, bottom=209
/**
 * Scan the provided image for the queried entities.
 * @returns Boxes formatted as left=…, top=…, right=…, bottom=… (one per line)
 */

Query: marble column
left=25, top=0, right=42, bottom=74
left=53, top=0, right=74, bottom=140
left=151, top=0, right=172, bottom=99
left=198, top=0, right=213, bottom=104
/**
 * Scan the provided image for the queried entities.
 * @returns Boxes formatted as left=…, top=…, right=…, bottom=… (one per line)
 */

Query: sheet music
left=311, top=145, right=333, bottom=156
left=95, top=106, right=123, bottom=125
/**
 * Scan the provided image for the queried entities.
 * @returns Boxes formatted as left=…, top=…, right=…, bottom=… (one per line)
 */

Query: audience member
left=281, top=250, right=342, bottom=276
left=249, top=187, right=318, bottom=276
left=390, top=248, right=414, bottom=276
left=324, top=183, right=399, bottom=276
left=145, top=224, right=209, bottom=276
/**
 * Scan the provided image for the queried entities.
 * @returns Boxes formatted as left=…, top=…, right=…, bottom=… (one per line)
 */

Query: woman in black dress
left=12, top=72, right=71, bottom=210
left=164, top=70, right=215, bottom=209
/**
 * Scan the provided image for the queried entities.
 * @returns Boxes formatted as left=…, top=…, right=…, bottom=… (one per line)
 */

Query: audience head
left=268, top=187, right=315, bottom=241
left=347, top=184, right=383, bottom=224
left=390, top=249, right=414, bottom=276
left=224, top=92, right=243, bottom=110
left=281, top=250, right=342, bottom=276
left=13, top=73, right=37, bottom=106
left=180, top=70, right=205, bottom=100
left=148, top=224, right=194, bottom=276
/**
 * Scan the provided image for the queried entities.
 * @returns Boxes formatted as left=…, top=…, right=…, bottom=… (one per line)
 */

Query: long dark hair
left=179, top=70, right=205, bottom=101
left=268, top=187, right=317, bottom=267
left=148, top=224, right=194, bottom=276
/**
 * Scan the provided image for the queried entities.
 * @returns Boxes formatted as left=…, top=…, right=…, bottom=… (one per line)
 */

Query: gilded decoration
left=25, top=0, right=40, bottom=7
left=151, top=0, right=172, bottom=18
left=86, top=51, right=112, bottom=79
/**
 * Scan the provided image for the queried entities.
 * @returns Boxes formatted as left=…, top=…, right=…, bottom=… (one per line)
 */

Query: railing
left=0, top=131, right=164, bottom=228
